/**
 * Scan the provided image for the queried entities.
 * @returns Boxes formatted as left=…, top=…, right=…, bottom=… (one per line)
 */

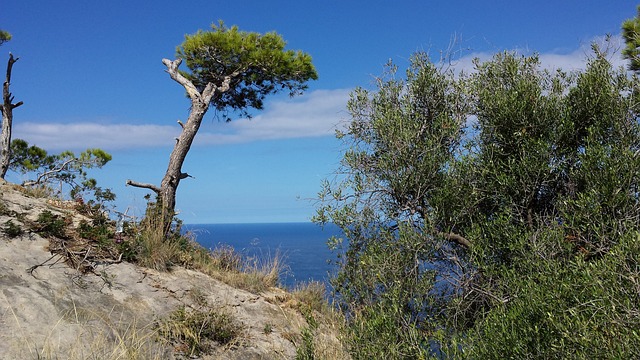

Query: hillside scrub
left=315, top=46, right=640, bottom=358
left=0, top=181, right=348, bottom=359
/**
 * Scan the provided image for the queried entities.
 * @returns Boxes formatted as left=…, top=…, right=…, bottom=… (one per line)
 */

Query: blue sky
left=1, top=1, right=637, bottom=223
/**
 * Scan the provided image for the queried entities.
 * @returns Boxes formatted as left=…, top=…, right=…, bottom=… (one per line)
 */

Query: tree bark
left=127, top=58, right=237, bottom=227
left=0, top=53, right=23, bottom=179
left=438, top=231, right=472, bottom=248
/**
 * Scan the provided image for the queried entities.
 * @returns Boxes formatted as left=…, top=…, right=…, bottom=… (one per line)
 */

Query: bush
left=156, top=305, right=243, bottom=357
left=2, top=220, right=22, bottom=238
left=316, top=46, right=640, bottom=358
left=35, top=210, right=67, bottom=238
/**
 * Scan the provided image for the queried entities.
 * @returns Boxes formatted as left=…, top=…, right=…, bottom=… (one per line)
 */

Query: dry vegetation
left=0, top=180, right=348, bottom=359
left=8, top=304, right=169, bottom=360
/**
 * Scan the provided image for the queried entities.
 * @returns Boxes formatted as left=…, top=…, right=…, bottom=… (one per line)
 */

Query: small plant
left=209, top=244, right=243, bottom=272
left=0, top=200, right=11, bottom=216
left=35, top=210, right=67, bottom=238
left=292, top=281, right=327, bottom=314
left=77, top=217, right=112, bottom=244
left=189, top=287, right=209, bottom=308
left=2, top=220, right=22, bottom=238
left=263, top=323, right=273, bottom=335
left=296, top=317, right=318, bottom=360
left=156, top=305, right=243, bottom=357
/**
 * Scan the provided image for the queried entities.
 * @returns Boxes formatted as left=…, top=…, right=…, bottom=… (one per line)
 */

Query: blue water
left=183, top=222, right=343, bottom=289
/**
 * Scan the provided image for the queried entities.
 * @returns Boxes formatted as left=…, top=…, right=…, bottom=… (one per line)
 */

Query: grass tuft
left=292, top=281, right=328, bottom=314
left=156, top=305, right=243, bottom=357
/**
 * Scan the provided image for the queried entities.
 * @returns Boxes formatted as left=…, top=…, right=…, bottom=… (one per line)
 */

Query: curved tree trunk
left=158, top=98, right=208, bottom=214
left=127, top=58, right=235, bottom=234
left=0, top=53, right=23, bottom=179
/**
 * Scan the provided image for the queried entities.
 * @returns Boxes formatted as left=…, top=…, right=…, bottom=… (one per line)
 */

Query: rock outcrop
left=0, top=180, right=343, bottom=359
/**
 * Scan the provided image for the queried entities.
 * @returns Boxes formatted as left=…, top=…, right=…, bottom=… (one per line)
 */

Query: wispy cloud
left=450, top=35, right=628, bottom=74
left=11, top=36, right=630, bottom=152
left=13, top=123, right=180, bottom=151
left=195, top=88, right=350, bottom=146
left=13, top=89, right=351, bottom=151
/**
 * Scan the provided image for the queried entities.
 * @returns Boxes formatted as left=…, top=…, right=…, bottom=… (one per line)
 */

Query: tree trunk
left=158, top=99, right=208, bottom=214
left=127, top=58, right=235, bottom=231
left=0, top=53, right=23, bottom=179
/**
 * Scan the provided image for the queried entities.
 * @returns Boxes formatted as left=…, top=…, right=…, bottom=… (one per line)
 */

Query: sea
left=182, top=222, right=344, bottom=289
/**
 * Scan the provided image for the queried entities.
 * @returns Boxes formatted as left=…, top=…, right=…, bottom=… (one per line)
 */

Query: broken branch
left=125, top=179, right=161, bottom=194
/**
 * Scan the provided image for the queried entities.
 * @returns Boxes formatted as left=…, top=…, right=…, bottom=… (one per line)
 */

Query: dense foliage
left=623, top=6, right=640, bottom=72
left=177, top=21, right=318, bottom=120
left=0, top=30, right=10, bottom=46
left=316, top=46, right=640, bottom=358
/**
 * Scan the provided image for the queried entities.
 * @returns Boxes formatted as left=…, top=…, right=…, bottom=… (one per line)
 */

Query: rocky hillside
left=0, top=180, right=345, bottom=359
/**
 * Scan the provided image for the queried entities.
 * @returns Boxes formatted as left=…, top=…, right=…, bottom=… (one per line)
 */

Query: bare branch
left=162, top=58, right=201, bottom=100
left=23, top=158, right=76, bottom=186
left=2, top=53, right=22, bottom=110
left=125, top=179, right=161, bottom=194
left=438, top=231, right=472, bottom=248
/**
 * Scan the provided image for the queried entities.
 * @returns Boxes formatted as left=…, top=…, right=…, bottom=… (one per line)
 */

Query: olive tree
left=623, top=6, right=640, bottom=71
left=127, top=22, right=317, bottom=226
left=315, top=53, right=470, bottom=357
left=316, top=48, right=640, bottom=358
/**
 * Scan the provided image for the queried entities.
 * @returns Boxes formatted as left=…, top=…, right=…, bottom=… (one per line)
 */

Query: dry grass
left=177, top=240, right=287, bottom=294
left=292, top=281, right=328, bottom=314
left=311, top=307, right=350, bottom=360
left=207, top=244, right=243, bottom=272
left=198, top=248, right=286, bottom=293
left=130, top=215, right=183, bottom=272
left=13, top=183, right=56, bottom=199
left=129, top=211, right=287, bottom=294
left=156, top=305, right=244, bottom=357
left=6, top=301, right=170, bottom=360
left=287, top=281, right=351, bottom=360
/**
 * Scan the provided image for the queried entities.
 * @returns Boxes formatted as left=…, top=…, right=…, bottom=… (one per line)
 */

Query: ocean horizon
left=182, top=222, right=343, bottom=289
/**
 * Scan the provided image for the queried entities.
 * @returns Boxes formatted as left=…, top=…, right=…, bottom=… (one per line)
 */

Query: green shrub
left=296, top=309, right=319, bottom=360
left=36, top=210, right=67, bottom=238
left=2, top=220, right=22, bottom=238
left=317, top=44, right=640, bottom=358
left=77, top=217, right=112, bottom=244
left=156, top=305, right=242, bottom=357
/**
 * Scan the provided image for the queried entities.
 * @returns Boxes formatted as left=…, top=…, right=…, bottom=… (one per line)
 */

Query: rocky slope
left=0, top=180, right=344, bottom=359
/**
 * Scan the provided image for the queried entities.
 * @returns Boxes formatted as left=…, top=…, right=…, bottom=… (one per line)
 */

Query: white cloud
left=195, top=88, right=350, bottom=145
left=13, top=89, right=351, bottom=151
left=13, top=123, right=180, bottom=151
left=10, top=36, right=631, bottom=152
left=450, top=35, right=628, bottom=75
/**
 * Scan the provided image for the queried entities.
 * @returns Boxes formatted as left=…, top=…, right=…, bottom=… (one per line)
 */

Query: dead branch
left=1, top=53, right=23, bottom=114
left=125, top=179, right=161, bottom=194
left=22, top=158, right=76, bottom=186
left=438, top=231, right=472, bottom=248
left=26, top=253, right=65, bottom=279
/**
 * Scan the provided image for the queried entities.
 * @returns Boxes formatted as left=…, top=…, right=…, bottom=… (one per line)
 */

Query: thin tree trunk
left=158, top=99, right=208, bottom=213
left=127, top=58, right=237, bottom=232
left=0, top=53, right=23, bottom=178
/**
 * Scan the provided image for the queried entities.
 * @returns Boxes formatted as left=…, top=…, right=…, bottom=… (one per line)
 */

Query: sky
left=0, top=1, right=637, bottom=224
